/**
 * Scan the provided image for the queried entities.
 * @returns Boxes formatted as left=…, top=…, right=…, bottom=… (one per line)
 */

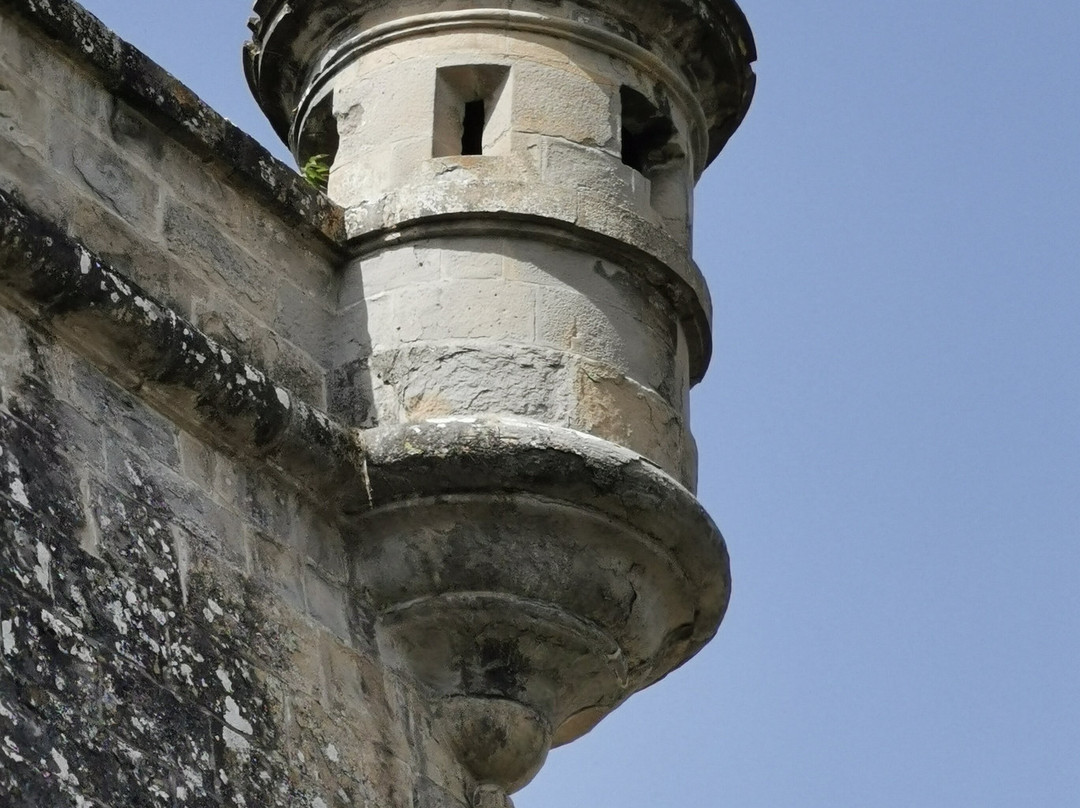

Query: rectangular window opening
left=620, top=85, right=690, bottom=241
left=434, top=65, right=511, bottom=159
left=462, top=99, right=486, bottom=155
left=620, top=86, right=677, bottom=176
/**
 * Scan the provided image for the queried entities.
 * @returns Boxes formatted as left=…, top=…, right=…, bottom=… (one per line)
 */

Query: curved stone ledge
left=354, top=416, right=730, bottom=652
left=352, top=415, right=730, bottom=792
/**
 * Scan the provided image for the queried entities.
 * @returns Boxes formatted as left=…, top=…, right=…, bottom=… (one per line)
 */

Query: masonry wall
left=0, top=3, right=339, bottom=405
left=1, top=305, right=421, bottom=808
left=0, top=4, right=471, bottom=806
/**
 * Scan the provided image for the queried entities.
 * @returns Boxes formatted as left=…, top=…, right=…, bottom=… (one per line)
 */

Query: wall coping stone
left=0, top=0, right=348, bottom=250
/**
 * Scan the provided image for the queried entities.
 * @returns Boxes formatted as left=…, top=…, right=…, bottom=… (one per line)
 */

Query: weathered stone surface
left=1, top=0, right=754, bottom=803
left=240, top=0, right=752, bottom=799
left=2, top=0, right=346, bottom=245
left=0, top=1, right=341, bottom=400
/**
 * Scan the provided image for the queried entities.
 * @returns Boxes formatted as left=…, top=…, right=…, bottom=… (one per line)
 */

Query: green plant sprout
left=301, top=153, right=330, bottom=190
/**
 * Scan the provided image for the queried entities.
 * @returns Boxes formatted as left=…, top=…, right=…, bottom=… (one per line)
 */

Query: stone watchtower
left=246, top=0, right=755, bottom=803
left=0, top=0, right=752, bottom=804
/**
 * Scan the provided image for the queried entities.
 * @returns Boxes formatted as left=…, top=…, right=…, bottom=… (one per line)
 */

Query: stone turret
left=246, top=1, right=755, bottom=803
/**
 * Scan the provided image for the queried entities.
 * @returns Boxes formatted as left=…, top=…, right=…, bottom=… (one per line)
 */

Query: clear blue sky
left=75, top=2, right=1080, bottom=806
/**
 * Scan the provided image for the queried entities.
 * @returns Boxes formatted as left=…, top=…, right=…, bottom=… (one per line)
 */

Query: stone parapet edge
left=0, top=0, right=347, bottom=250
left=288, top=9, right=711, bottom=173
left=0, top=187, right=360, bottom=503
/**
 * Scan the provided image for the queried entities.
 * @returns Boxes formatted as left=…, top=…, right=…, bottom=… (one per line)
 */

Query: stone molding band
left=288, top=8, right=710, bottom=173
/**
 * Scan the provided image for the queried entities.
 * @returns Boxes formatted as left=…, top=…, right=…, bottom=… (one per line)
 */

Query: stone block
left=0, top=71, right=48, bottom=158
left=331, top=136, right=431, bottom=208
left=242, top=469, right=298, bottom=544
left=247, top=596, right=327, bottom=702
left=440, top=238, right=507, bottom=279
left=391, top=279, right=536, bottom=344
left=0, top=308, right=36, bottom=400
left=152, top=137, right=315, bottom=290
left=162, top=198, right=272, bottom=313
left=534, top=283, right=623, bottom=364
left=178, top=430, right=241, bottom=508
left=0, top=392, right=92, bottom=537
left=68, top=199, right=209, bottom=319
left=193, top=294, right=327, bottom=408
left=107, top=96, right=166, bottom=166
left=216, top=736, right=296, bottom=808
left=503, top=238, right=654, bottom=322
left=193, top=179, right=335, bottom=304
left=167, top=480, right=249, bottom=573
left=339, top=246, right=440, bottom=307
left=320, top=639, right=408, bottom=755
left=415, top=777, right=471, bottom=808
left=274, top=280, right=335, bottom=364
left=288, top=498, right=347, bottom=583
left=512, top=61, right=615, bottom=147
left=570, top=361, right=694, bottom=485
left=47, top=114, right=162, bottom=235
left=68, top=358, right=178, bottom=469
left=304, top=565, right=351, bottom=642
left=0, top=139, right=71, bottom=233
left=17, top=28, right=109, bottom=124
left=326, top=357, right=378, bottom=428
left=542, top=136, right=634, bottom=201
left=369, top=343, right=574, bottom=424
left=334, top=60, right=437, bottom=146
left=252, top=532, right=307, bottom=619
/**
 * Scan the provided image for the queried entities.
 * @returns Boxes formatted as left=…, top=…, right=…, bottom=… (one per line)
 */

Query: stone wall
left=0, top=303, right=427, bottom=808
left=0, top=0, right=342, bottom=406
left=0, top=3, right=470, bottom=806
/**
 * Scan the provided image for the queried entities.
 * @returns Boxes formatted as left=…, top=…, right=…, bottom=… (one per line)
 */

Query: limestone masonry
left=0, top=0, right=755, bottom=805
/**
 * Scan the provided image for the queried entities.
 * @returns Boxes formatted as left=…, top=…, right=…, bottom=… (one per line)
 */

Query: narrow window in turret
left=620, top=85, right=690, bottom=242
left=296, top=92, right=339, bottom=193
left=620, top=86, right=677, bottom=175
left=462, top=100, right=486, bottom=155
left=434, top=65, right=511, bottom=158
